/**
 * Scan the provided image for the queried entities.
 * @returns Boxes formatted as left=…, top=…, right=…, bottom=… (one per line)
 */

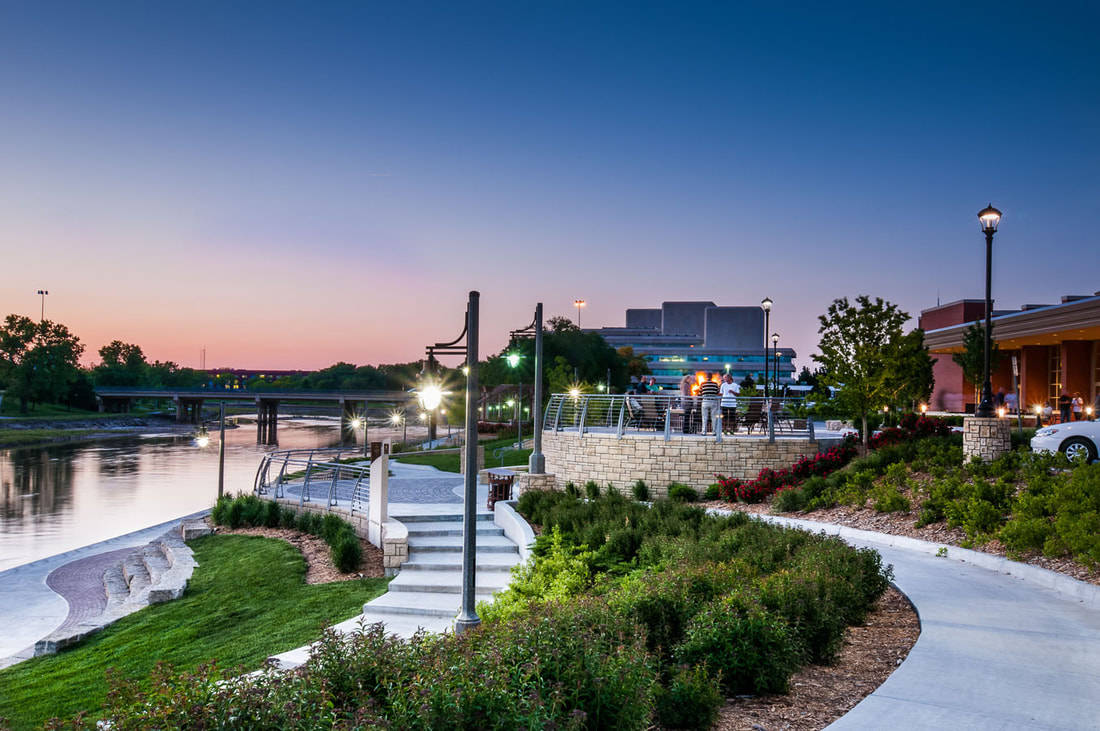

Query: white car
left=1030, top=420, right=1100, bottom=463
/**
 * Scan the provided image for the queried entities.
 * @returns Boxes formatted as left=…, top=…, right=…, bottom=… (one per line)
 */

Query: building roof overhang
left=925, top=295, right=1100, bottom=352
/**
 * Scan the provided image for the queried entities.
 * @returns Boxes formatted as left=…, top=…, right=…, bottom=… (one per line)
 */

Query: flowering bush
left=869, top=416, right=950, bottom=449
left=716, top=435, right=859, bottom=504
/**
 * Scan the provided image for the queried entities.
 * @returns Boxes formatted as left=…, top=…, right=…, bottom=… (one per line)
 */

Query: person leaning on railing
left=698, top=373, right=720, bottom=435
left=679, top=374, right=696, bottom=433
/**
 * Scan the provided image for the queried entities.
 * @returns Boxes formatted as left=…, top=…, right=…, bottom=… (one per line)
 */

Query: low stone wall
left=273, top=497, right=408, bottom=574
left=542, top=431, right=839, bottom=498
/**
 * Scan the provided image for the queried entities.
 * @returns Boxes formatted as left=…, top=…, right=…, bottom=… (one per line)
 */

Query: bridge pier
left=173, top=397, right=204, bottom=424
left=256, top=399, right=279, bottom=445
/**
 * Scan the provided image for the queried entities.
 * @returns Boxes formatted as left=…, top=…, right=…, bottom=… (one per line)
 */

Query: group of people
left=680, top=372, right=741, bottom=434
left=1026, top=390, right=1097, bottom=426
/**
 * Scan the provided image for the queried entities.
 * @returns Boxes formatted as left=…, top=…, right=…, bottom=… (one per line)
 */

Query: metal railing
left=543, top=393, right=813, bottom=442
left=254, top=447, right=371, bottom=514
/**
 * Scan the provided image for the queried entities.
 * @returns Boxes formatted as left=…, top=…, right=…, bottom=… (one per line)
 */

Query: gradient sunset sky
left=2, top=2, right=1098, bottom=371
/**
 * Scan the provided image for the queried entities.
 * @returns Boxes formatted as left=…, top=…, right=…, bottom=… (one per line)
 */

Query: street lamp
left=391, top=410, right=407, bottom=444
left=36, top=290, right=48, bottom=322
left=573, top=299, right=586, bottom=328
left=509, top=303, right=546, bottom=474
left=771, top=333, right=780, bottom=396
left=760, top=297, right=773, bottom=398
left=975, top=204, right=1002, bottom=418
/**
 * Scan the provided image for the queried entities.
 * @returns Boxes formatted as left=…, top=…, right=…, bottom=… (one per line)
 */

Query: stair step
left=122, top=553, right=151, bottom=594
left=406, top=535, right=519, bottom=553
left=366, top=591, right=497, bottom=618
left=404, top=553, right=522, bottom=571
left=103, top=565, right=130, bottom=606
left=405, top=521, right=504, bottom=537
left=142, top=544, right=171, bottom=585
left=388, top=570, right=511, bottom=595
left=396, top=512, right=494, bottom=524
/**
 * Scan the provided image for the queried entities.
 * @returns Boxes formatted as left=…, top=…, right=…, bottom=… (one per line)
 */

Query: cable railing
left=543, top=393, right=813, bottom=442
left=254, top=447, right=371, bottom=515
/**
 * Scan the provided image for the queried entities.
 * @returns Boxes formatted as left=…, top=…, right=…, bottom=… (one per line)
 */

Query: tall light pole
left=760, top=297, right=773, bottom=397
left=771, top=333, right=780, bottom=396
left=36, top=290, right=48, bottom=322
left=975, top=204, right=1002, bottom=418
left=217, top=402, right=226, bottom=499
left=573, top=299, right=586, bottom=328
left=506, top=352, right=522, bottom=450
left=511, top=303, right=545, bottom=473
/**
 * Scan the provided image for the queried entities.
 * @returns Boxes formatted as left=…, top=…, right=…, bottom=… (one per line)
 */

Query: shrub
left=330, top=532, right=362, bottom=573
left=262, top=500, right=281, bottom=528
left=321, top=513, right=346, bottom=544
left=772, top=486, right=807, bottom=513
left=703, top=483, right=720, bottom=500
left=655, top=664, right=723, bottom=730
left=633, top=479, right=650, bottom=501
left=585, top=480, right=601, bottom=500
left=564, top=481, right=580, bottom=498
left=675, top=594, right=803, bottom=695
left=668, top=483, right=698, bottom=503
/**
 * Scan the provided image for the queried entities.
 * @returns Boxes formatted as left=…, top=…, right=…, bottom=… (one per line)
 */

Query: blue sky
left=1, top=1, right=1097, bottom=368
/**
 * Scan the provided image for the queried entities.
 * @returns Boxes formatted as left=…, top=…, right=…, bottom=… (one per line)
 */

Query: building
left=203, top=368, right=310, bottom=390
left=587, top=301, right=795, bottom=390
left=921, top=293, right=1100, bottom=413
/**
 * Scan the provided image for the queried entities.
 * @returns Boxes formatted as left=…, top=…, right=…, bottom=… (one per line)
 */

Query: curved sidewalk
left=737, top=513, right=1100, bottom=730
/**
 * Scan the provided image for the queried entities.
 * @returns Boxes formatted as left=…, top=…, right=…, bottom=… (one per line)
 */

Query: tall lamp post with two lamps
left=760, top=297, right=773, bottom=397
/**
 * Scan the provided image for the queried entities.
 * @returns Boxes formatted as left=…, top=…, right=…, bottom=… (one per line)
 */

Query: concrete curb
left=712, top=510, right=1100, bottom=609
left=493, top=500, right=536, bottom=564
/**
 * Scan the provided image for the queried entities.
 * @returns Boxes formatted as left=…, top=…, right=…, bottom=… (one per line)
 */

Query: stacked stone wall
left=272, top=497, right=407, bottom=572
left=962, top=417, right=1012, bottom=463
left=541, top=432, right=838, bottom=498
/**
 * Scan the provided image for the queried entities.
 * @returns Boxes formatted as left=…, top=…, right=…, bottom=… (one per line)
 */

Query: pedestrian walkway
left=717, top=512, right=1100, bottom=731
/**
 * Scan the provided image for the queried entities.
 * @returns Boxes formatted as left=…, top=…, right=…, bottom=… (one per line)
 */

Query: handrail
left=254, top=447, right=372, bottom=514
left=542, top=393, right=812, bottom=441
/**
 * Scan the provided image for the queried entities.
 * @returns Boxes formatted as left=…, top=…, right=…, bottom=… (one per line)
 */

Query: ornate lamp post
left=975, top=204, right=1002, bottom=418
left=510, top=303, right=546, bottom=474
left=425, top=292, right=481, bottom=634
left=760, top=297, right=773, bottom=397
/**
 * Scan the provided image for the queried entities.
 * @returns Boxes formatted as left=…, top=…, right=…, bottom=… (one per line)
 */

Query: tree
left=881, top=329, right=936, bottom=412
left=547, top=316, right=579, bottom=333
left=951, top=322, right=1001, bottom=408
left=93, top=340, right=149, bottom=386
left=813, top=295, right=914, bottom=447
left=0, top=316, right=84, bottom=411
left=617, top=347, right=650, bottom=379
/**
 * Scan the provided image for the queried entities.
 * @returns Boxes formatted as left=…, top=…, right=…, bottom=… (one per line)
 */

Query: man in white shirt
left=720, top=373, right=740, bottom=433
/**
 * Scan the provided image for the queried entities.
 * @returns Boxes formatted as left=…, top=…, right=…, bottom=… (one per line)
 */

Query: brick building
left=921, top=293, right=1100, bottom=413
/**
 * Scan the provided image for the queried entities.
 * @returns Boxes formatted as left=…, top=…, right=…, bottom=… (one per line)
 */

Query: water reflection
left=0, top=420, right=343, bottom=571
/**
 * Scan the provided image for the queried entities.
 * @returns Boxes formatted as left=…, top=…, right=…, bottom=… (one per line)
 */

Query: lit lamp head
left=506, top=353, right=521, bottom=368
left=390, top=412, right=403, bottom=426
left=350, top=418, right=362, bottom=430
left=569, top=387, right=580, bottom=399
left=760, top=297, right=773, bottom=312
left=978, top=204, right=1002, bottom=234
left=597, top=383, right=605, bottom=391
left=418, top=383, right=443, bottom=411
left=195, top=428, right=210, bottom=448
left=1034, top=404, right=1042, bottom=415
left=883, top=406, right=889, bottom=413
left=461, top=365, right=469, bottom=376
left=771, top=333, right=779, bottom=345
left=920, top=403, right=928, bottom=414
left=997, top=406, right=1006, bottom=418
left=1086, top=406, right=1094, bottom=417
left=418, top=412, right=427, bottom=422
left=506, top=399, right=515, bottom=408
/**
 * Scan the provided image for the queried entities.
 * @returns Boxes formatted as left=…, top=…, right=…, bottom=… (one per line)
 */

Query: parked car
left=1030, top=420, right=1100, bottom=462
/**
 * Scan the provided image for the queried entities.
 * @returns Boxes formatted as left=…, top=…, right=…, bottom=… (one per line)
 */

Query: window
left=1048, top=347, right=1062, bottom=405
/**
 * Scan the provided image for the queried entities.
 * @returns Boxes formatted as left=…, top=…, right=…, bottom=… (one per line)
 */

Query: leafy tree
left=951, top=321, right=1001, bottom=407
left=0, top=316, right=84, bottom=411
left=617, top=346, right=650, bottom=379
left=813, top=296, right=916, bottom=447
left=92, top=340, right=149, bottom=386
left=547, top=316, right=579, bottom=333
left=795, top=366, right=817, bottom=388
left=881, top=329, right=936, bottom=411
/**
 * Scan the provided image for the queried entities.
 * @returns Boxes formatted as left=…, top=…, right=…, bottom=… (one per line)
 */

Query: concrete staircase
left=268, top=508, right=524, bottom=669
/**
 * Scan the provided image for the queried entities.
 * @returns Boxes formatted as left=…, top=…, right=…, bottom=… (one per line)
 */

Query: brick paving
left=44, top=547, right=132, bottom=634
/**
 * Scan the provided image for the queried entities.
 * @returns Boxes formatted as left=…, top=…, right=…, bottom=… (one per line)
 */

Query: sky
left=2, top=1, right=1098, bottom=372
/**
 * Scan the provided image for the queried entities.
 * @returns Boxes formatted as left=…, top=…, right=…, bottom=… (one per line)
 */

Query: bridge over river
left=93, top=388, right=415, bottom=444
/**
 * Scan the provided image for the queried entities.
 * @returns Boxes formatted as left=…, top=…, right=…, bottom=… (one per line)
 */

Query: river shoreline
left=0, top=417, right=200, bottom=449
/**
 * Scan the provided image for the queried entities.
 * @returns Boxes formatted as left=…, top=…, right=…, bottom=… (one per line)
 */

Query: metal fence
left=543, top=393, right=813, bottom=442
left=254, top=447, right=371, bottom=514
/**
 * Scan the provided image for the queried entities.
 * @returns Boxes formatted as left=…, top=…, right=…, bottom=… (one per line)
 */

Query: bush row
left=211, top=494, right=362, bottom=572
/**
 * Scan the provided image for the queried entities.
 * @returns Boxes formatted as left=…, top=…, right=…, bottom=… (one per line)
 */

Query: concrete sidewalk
left=733, top=513, right=1100, bottom=731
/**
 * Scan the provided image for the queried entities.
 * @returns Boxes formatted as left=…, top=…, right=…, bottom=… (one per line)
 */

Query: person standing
left=1072, top=392, right=1084, bottom=420
left=720, top=372, right=740, bottom=433
left=698, top=373, right=721, bottom=435
left=679, top=373, right=696, bottom=433
left=1059, top=391, right=1072, bottom=423
left=646, top=376, right=658, bottom=393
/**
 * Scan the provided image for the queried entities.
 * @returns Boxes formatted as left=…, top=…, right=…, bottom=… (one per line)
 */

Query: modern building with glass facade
left=587, top=301, right=795, bottom=390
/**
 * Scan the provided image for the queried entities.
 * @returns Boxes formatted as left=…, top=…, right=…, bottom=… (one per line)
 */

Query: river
left=0, top=419, right=353, bottom=571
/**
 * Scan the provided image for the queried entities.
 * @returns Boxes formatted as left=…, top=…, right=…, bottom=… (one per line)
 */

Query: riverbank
left=0, top=416, right=195, bottom=449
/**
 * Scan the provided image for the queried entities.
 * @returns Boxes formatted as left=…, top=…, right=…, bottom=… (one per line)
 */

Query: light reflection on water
left=0, top=420, right=343, bottom=571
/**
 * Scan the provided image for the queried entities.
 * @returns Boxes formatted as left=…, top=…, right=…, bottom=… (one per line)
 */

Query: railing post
left=808, top=418, right=815, bottom=441
left=553, top=398, right=565, bottom=431
left=767, top=407, right=775, bottom=443
left=577, top=396, right=590, bottom=439
left=715, top=413, right=722, bottom=443
left=301, top=459, right=313, bottom=505
left=616, top=398, right=625, bottom=439
left=664, top=407, right=671, bottom=442
left=329, top=465, right=340, bottom=508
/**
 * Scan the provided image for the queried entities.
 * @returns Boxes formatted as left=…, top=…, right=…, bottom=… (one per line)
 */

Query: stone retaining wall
left=962, top=417, right=1012, bottom=463
left=273, top=497, right=408, bottom=573
left=542, top=431, right=839, bottom=498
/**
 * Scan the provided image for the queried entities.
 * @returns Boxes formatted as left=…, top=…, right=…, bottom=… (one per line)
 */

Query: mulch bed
left=213, top=525, right=385, bottom=583
left=714, top=587, right=918, bottom=730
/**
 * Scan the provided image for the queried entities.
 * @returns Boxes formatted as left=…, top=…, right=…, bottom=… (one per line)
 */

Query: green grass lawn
left=0, top=535, right=389, bottom=730
left=0, top=402, right=162, bottom=420
left=393, top=437, right=532, bottom=473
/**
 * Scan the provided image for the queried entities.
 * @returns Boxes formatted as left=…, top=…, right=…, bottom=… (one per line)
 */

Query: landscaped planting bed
left=33, top=492, right=893, bottom=730
left=705, top=417, right=1100, bottom=585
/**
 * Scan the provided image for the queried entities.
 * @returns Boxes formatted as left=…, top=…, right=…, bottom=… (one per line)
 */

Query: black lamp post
left=760, top=297, right=773, bottom=397
left=975, top=204, right=1002, bottom=418
left=771, top=333, right=780, bottom=395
